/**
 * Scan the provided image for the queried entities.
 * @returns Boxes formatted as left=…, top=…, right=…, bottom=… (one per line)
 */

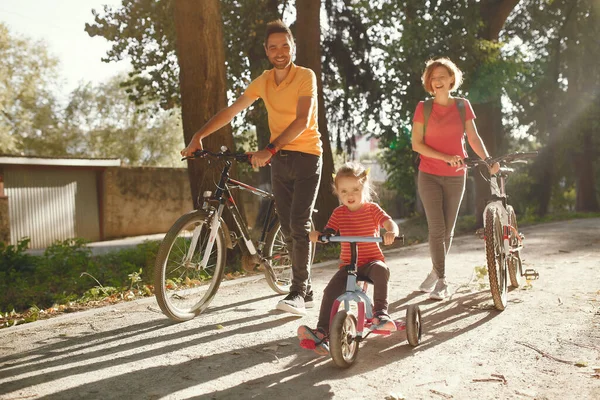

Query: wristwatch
left=265, top=143, right=277, bottom=156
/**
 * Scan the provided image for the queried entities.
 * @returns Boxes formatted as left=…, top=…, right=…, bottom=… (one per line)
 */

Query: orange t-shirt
left=324, top=203, right=392, bottom=267
left=413, top=98, right=476, bottom=176
left=244, top=63, right=322, bottom=156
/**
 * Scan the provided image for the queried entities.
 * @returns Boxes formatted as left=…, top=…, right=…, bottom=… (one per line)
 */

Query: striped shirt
left=325, top=202, right=392, bottom=267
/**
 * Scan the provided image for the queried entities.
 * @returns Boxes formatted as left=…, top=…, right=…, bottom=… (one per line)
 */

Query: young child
left=297, top=162, right=400, bottom=356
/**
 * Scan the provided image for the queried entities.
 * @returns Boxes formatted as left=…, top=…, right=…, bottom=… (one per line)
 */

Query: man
left=181, top=20, right=322, bottom=316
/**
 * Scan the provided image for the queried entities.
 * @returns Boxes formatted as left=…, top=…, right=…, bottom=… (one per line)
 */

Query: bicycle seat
left=356, top=276, right=374, bottom=284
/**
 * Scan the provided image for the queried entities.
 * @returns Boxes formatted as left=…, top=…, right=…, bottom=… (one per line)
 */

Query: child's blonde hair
left=332, top=162, right=376, bottom=203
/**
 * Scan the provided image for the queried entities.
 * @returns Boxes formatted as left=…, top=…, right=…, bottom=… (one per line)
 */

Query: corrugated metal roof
left=0, top=155, right=121, bottom=167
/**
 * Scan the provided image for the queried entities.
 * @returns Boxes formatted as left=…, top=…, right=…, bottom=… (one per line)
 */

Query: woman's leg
left=441, top=175, right=467, bottom=255
left=418, top=171, right=447, bottom=278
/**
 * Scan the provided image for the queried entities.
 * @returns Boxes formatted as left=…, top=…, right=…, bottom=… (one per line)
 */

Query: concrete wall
left=102, top=167, right=192, bottom=239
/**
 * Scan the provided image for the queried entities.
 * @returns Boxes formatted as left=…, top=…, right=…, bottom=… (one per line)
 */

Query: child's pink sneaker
left=297, top=325, right=329, bottom=356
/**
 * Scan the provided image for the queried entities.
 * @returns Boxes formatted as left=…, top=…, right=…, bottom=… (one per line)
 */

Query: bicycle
left=462, top=152, right=539, bottom=311
left=154, top=147, right=312, bottom=322
left=305, top=234, right=422, bottom=368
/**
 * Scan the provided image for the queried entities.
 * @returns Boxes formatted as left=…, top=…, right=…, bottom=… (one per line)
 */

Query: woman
left=412, top=57, right=499, bottom=300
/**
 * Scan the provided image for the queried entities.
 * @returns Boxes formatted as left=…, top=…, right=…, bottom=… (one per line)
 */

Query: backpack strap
left=423, top=97, right=467, bottom=137
left=422, top=99, right=434, bottom=138
left=456, top=98, right=466, bottom=133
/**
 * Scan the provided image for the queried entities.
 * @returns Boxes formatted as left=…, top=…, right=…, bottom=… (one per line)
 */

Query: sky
left=0, top=0, right=131, bottom=97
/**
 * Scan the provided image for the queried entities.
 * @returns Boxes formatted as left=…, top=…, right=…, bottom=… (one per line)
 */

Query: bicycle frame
left=198, top=158, right=279, bottom=268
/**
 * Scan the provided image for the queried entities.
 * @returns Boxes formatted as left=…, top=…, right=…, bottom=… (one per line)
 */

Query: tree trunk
left=472, top=0, right=520, bottom=226
left=295, top=0, right=339, bottom=229
left=172, top=0, right=234, bottom=208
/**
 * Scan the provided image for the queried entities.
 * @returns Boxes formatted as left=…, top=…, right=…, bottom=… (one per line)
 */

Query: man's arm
left=249, top=95, right=314, bottom=168
left=181, top=94, right=256, bottom=157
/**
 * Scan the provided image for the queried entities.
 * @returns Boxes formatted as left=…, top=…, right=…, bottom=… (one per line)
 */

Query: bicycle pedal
left=523, top=268, right=539, bottom=280
left=475, top=228, right=485, bottom=239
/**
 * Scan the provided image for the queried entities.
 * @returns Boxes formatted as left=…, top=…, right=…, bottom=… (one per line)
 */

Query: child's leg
left=316, top=267, right=348, bottom=332
left=359, top=260, right=390, bottom=313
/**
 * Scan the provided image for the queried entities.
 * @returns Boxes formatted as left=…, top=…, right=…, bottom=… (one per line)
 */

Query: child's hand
left=309, top=230, right=321, bottom=243
left=383, top=231, right=396, bottom=246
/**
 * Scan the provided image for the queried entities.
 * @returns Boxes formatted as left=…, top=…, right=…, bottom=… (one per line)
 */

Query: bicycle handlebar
left=317, top=234, right=404, bottom=244
left=181, top=146, right=260, bottom=165
left=462, top=151, right=538, bottom=168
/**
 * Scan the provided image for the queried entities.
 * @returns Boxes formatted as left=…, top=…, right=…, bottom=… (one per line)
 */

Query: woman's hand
left=444, top=154, right=464, bottom=168
left=489, top=162, right=500, bottom=175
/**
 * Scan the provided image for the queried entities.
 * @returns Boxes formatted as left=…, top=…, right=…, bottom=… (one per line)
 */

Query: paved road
left=2, top=219, right=599, bottom=399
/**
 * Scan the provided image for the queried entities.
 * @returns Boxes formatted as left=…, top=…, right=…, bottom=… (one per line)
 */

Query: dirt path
left=1, top=219, right=599, bottom=400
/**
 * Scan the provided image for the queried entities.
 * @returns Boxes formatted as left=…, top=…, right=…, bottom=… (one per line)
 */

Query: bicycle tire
left=329, top=310, right=359, bottom=368
left=485, top=207, right=508, bottom=311
left=507, top=205, right=523, bottom=288
left=154, top=210, right=226, bottom=321
left=263, top=220, right=316, bottom=295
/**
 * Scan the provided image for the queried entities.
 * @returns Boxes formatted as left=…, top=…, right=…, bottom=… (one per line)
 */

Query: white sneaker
left=418, top=270, right=438, bottom=292
left=429, top=279, right=448, bottom=300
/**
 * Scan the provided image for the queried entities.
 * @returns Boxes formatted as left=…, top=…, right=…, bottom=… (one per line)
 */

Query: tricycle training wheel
left=406, top=304, right=422, bottom=346
left=329, top=310, right=359, bottom=368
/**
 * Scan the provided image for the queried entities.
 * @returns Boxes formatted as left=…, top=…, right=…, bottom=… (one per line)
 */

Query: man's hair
left=421, top=57, right=464, bottom=95
left=264, top=19, right=294, bottom=47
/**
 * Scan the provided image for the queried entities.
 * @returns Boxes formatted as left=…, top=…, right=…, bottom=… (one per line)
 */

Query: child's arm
left=382, top=219, right=400, bottom=246
left=309, top=230, right=321, bottom=243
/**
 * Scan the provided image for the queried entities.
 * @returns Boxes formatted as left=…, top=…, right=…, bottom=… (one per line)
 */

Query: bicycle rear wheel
left=154, top=210, right=226, bottom=321
left=263, top=221, right=292, bottom=294
left=507, top=205, right=523, bottom=288
left=263, top=220, right=316, bottom=295
left=485, top=207, right=508, bottom=311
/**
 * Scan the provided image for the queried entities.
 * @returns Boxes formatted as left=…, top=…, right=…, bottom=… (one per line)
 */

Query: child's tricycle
left=316, top=234, right=422, bottom=368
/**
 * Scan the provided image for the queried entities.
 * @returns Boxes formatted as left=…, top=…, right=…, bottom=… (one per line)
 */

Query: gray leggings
left=418, top=171, right=466, bottom=279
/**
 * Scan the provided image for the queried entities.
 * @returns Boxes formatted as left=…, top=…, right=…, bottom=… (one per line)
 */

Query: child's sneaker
left=372, top=311, right=397, bottom=332
left=297, top=325, right=329, bottom=356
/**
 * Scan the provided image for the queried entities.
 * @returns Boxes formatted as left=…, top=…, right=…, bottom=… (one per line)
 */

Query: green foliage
left=0, top=23, right=62, bottom=154
left=0, top=238, right=161, bottom=314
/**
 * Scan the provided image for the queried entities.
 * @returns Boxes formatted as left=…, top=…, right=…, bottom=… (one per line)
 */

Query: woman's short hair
left=421, top=57, right=464, bottom=95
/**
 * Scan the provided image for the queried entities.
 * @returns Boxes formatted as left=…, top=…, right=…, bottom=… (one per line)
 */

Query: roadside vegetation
left=2, top=212, right=599, bottom=329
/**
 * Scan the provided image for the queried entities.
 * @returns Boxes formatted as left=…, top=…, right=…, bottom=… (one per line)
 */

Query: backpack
left=414, top=98, right=467, bottom=167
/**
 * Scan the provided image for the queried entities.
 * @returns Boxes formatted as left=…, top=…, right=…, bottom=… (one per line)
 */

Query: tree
left=505, top=0, right=600, bottom=214
left=0, top=23, right=62, bottom=155
left=295, top=0, right=338, bottom=229
left=172, top=0, right=234, bottom=205
left=59, top=76, right=184, bottom=166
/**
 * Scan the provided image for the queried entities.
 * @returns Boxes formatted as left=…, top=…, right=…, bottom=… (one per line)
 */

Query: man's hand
left=382, top=231, right=396, bottom=246
left=248, top=149, right=272, bottom=168
left=181, top=139, right=203, bottom=158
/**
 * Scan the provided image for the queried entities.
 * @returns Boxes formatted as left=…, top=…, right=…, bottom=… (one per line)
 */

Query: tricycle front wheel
left=329, top=310, right=359, bottom=368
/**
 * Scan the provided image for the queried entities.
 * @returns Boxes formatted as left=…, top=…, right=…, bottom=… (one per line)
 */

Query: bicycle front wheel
left=507, top=205, right=523, bottom=288
left=485, top=207, right=508, bottom=311
left=154, top=210, right=226, bottom=321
